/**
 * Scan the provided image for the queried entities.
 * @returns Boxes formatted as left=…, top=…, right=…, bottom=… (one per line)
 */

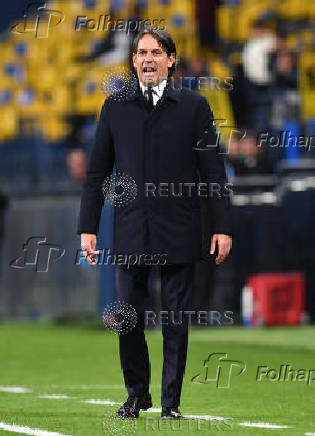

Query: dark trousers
left=116, top=263, right=194, bottom=407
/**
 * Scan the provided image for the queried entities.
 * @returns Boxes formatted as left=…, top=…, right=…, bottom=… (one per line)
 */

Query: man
left=78, top=28, right=232, bottom=419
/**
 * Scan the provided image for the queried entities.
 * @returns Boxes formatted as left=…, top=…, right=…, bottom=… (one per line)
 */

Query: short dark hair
left=132, top=28, right=177, bottom=77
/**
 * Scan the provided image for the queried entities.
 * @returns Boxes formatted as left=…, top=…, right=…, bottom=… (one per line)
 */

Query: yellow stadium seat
left=217, top=6, right=236, bottom=42
left=276, top=0, right=309, bottom=19
left=0, top=106, right=18, bottom=141
left=234, top=0, right=275, bottom=42
left=37, top=115, right=71, bottom=142
left=308, top=1, right=315, bottom=19
left=15, top=84, right=42, bottom=118
left=299, top=30, right=314, bottom=49
left=75, top=63, right=110, bottom=114
left=285, top=34, right=299, bottom=51
left=199, top=87, right=235, bottom=151
left=299, top=50, right=315, bottom=121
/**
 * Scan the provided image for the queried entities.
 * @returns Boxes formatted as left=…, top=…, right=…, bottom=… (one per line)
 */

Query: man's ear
left=167, top=53, right=176, bottom=69
left=132, top=53, right=137, bottom=70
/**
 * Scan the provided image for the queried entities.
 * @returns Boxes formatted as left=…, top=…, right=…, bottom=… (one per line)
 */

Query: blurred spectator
left=65, top=11, right=145, bottom=181
left=269, top=37, right=299, bottom=130
left=74, top=9, right=142, bottom=67
left=227, top=133, right=271, bottom=175
left=176, top=57, right=209, bottom=91
left=0, top=191, right=8, bottom=273
left=196, top=0, right=219, bottom=48
left=241, top=19, right=277, bottom=132
left=63, top=113, right=95, bottom=181
left=67, top=150, right=87, bottom=181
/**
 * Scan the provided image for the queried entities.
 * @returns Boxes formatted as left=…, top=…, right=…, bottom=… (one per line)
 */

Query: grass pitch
left=0, top=324, right=314, bottom=436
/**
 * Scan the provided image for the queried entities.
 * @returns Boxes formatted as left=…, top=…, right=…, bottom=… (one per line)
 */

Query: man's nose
left=144, top=51, right=154, bottom=62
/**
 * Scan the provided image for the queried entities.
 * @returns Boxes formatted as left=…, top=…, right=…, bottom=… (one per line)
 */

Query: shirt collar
left=139, top=79, right=167, bottom=99
left=128, top=78, right=180, bottom=103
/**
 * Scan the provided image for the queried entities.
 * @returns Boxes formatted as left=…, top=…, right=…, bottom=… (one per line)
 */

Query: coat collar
left=127, top=78, right=180, bottom=103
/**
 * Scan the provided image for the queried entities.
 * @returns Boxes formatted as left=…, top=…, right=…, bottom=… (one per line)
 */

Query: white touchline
left=81, top=401, right=231, bottom=422
left=184, top=415, right=232, bottom=421
left=42, top=384, right=161, bottom=390
left=81, top=401, right=231, bottom=421
left=305, top=433, right=315, bottom=435
left=82, top=399, right=120, bottom=405
left=0, top=387, right=31, bottom=393
left=3, top=391, right=297, bottom=432
left=143, top=408, right=161, bottom=413
left=240, top=422, right=291, bottom=429
left=143, top=409, right=231, bottom=421
left=0, top=422, right=71, bottom=436
left=134, top=408, right=232, bottom=421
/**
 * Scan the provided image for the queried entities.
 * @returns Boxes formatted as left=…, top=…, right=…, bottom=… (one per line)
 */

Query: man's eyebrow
left=137, top=49, right=163, bottom=52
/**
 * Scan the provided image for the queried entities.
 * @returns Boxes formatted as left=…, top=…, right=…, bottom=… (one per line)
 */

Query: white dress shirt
left=140, top=79, right=167, bottom=106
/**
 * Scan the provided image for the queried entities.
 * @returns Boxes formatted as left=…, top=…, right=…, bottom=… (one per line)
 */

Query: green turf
left=0, top=324, right=315, bottom=435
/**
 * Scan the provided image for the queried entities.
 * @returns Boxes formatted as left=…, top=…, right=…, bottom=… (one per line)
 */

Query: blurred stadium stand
left=0, top=0, right=315, bottom=323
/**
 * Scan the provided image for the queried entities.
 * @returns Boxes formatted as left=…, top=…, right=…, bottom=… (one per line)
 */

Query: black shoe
left=161, top=406, right=183, bottom=419
left=141, top=392, right=152, bottom=410
left=116, top=392, right=152, bottom=419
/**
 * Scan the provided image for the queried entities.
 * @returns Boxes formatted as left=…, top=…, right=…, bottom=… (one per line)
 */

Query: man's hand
left=81, top=233, right=100, bottom=266
left=210, top=234, right=232, bottom=265
left=67, top=150, right=87, bottom=180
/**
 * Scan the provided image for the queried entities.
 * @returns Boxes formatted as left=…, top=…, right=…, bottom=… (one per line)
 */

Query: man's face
left=133, top=34, right=175, bottom=87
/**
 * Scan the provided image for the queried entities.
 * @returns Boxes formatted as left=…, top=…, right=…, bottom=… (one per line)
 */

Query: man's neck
left=140, top=79, right=167, bottom=91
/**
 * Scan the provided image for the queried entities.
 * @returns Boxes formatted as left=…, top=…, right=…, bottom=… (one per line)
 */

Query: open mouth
left=142, top=65, right=157, bottom=78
